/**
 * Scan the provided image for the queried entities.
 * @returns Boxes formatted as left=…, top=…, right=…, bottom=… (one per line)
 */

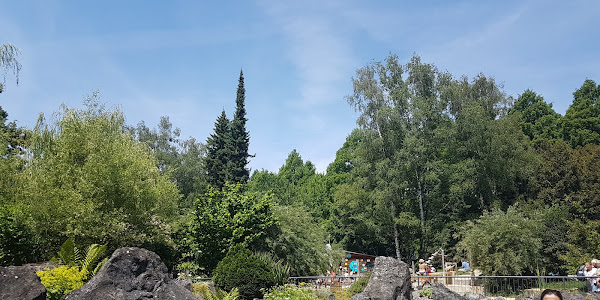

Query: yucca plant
left=255, top=252, right=291, bottom=285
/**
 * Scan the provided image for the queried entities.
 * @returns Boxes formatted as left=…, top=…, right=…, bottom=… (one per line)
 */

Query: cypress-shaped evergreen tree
left=206, top=110, right=232, bottom=190
left=228, top=70, right=251, bottom=184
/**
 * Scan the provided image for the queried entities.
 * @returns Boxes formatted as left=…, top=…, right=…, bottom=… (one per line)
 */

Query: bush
left=263, top=285, right=318, bottom=300
left=419, top=287, right=432, bottom=298
left=192, top=282, right=239, bottom=300
left=347, top=273, right=371, bottom=295
left=213, top=245, right=276, bottom=299
left=37, top=266, right=86, bottom=300
left=0, top=207, right=35, bottom=266
left=456, top=206, right=542, bottom=275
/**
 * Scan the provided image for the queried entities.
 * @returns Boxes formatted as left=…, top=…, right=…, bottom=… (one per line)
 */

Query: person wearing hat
left=418, top=259, right=427, bottom=275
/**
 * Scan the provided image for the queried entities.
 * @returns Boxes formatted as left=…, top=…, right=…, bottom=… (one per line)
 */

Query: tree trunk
left=417, top=170, right=425, bottom=230
left=391, top=200, right=401, bottom=260
left=416, top=169, right=426, bottom=256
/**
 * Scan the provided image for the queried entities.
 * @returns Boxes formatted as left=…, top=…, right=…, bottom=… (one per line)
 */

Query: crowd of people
left=579, top=259, right=600, bottom=292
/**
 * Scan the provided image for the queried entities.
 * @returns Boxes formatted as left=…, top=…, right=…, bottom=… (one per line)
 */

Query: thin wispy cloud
left=2, top=0, right=598, bottom=174
left=258, top=0, right=356, bottom=108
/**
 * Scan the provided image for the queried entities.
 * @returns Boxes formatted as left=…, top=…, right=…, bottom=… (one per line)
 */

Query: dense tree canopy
left=1, top=53, right=598, bottom=279
left=2, top=97, right=181, bottom=262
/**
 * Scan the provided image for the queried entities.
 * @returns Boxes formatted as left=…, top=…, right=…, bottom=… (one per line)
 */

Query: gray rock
left=65, top=247, right=199, bottom=300
left=174, top=278, right=193, bottom=292
left=555, top=293, right=600, bottom=300
left=0, top=265, right=47, bottom=300
left=350, top=256, right=412, bottom=300
left=432, top=283, right=467, bottom=300
left=464, top=293, right=481, bottom=300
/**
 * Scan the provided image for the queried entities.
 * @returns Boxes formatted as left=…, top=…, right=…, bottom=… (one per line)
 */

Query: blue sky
left=2, top=0, right=599, bottom=173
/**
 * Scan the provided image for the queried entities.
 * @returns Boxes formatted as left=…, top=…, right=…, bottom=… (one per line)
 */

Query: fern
left=58, top=237, right=76, bottom=266
left=203, top=287, right=239, bottom=300
left=79, top=243, right=107, bottom=277
left=192, top=283, right=239, bottom=300
left=55, top=238, right=108, bottom=280
left=92, top=257, right=108, bottom=277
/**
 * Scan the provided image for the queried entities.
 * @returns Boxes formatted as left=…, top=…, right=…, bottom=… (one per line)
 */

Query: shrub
left=332, top=289, right=352, bottom=300
left=37, top=266, right=86, bottom=300
left=213, top=245, right=275, bottom=300
left=419, top=287, right=432, bottom=298
left=347, top=273, right=371, bottom=295
left=254, top=252, right=291, bottom=286
left=0, top=207, right=34, bottom=266
left=192, top=282, right=239, bottom=300
left=456, top=206, right=542, bottom=275
left=263, top=285, right=318, bottom=300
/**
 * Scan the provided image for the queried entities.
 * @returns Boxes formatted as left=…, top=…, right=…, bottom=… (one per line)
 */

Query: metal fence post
left=483, top=277, right=487, bottom=297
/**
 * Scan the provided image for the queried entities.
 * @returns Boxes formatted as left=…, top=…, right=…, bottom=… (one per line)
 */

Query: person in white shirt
left=585, top=261, right=598, bottom=292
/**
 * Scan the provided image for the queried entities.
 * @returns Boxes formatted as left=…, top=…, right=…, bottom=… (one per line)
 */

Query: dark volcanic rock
left=432, top=283, right=467, bottom=300
left=0, top=265, right=47, bottom=300
left=350, top=256, right=412, bottom=300
left=65, top=247, right=198, bottom=300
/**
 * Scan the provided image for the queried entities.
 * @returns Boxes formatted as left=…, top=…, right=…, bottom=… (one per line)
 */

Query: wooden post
left=441, top=249, right=446, bottom=285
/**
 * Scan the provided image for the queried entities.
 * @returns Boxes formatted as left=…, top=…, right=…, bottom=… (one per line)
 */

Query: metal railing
left=284, top=275, right=597, bottom=297
left=412, top=275, right=595, bottom=297
left=288, top=276, right=362, bottom=290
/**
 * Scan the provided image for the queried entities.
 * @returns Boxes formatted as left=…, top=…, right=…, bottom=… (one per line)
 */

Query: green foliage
left=561, top=79, right=600, bottom=147
left=419, top=287, right=433, bottom=298
left=264, top=285, right=319, bottom=300
left=228, top=70, right=251, bottom=185
left=0, top=106, right=35, bottom=265
left=510, top=89, right=561, bottom=143
left=180, top=184, right=278, bottom=273
left=562, top=219, right=600, bottom=273
left=266, top=205, right=339, bottom=276
left=456, top=206, right=542, bottom=275
left=15, top=96, right=180, bottom=260
left=193, top=282, right=240, bottom=300
left=0, top=206, right=34, bottom=266
left=0, top=43, right=21, bottom=93
left=55, top=238, right=107, bottom=280
left=339, top=53, right=537, bottom=260
left=206, top=71, right=251, bottom=189
left=347, top=273, right=371, bottom=295
left=529, top=140, right=600, bottom=271
left=206, top=110, right=232, bottom=190
left=37, top=266, right=86, bottom=300
left=128, top=118, right=208, bottom=213
left=254, top=252, right=291, bottom=285
left=213, top=245, right=275, bottom=300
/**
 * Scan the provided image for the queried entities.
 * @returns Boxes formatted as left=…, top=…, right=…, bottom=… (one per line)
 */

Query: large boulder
left=350, top=256, right=412, bottom=300
left=0, top=265, right=47, bottom=300
left=65, top=247, right=199, bottom=300
left=432, top=283, right=467, bottom=300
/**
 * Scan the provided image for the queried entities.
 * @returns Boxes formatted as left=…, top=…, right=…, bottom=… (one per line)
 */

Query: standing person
left=418, top=259, right=429, bottom=288
left=540, top=289, right=562, bottom=300
left=418, top=259, right=427, bottom=275
left=584, top=262, right=597, bottom=292
left=593, top=260, right=600, bottom=292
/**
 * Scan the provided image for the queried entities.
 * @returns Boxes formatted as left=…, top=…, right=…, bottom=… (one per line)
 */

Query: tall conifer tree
left=206, top=110, right=231, bottom=190
left=228, top=70, right=251, bottom=184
